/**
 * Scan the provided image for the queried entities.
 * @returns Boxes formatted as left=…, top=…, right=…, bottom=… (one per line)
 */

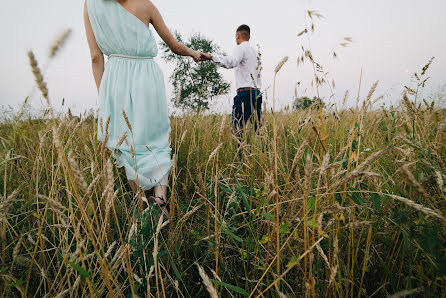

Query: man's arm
left=209, top=45, right=244, bottom=69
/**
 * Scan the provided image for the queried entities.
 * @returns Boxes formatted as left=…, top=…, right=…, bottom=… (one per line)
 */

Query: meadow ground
left=0, top=83, right=445, bottom=297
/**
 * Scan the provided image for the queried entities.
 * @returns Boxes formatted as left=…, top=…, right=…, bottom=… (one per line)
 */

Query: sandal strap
left=155, top=196, right=168, bottom=206
left=155, top=196, right=170, bottom=211
left=155, top=196, right=166, bottom=202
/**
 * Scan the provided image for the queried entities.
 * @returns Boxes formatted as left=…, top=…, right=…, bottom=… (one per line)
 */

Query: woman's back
left=87, top=0, right=157, bottom=58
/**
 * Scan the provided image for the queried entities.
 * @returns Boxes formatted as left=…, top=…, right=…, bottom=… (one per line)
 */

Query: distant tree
left=160, top=32, right=230, bottom=112
left=293, top=96, right=325, bottom=110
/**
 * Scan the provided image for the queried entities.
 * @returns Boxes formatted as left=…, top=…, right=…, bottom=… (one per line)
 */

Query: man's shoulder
left=235, top=41, right=249, bottom=48
left=236, top=42, right=254, bottom=54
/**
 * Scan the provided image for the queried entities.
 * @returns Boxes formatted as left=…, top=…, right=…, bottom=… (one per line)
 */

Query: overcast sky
left=1, top=0, right=445, bottom=115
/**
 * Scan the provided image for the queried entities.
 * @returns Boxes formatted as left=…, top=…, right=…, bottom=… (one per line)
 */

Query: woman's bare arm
left=84, top=1, right=104, bottom=93
left=147, top=1, right=202, bottom=61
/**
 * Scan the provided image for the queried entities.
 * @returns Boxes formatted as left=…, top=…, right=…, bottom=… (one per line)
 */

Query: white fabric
left=212, top=41, right=262, bottom=90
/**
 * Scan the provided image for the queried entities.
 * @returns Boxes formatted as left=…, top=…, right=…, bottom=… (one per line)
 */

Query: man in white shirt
left=202, top=25, right=262, bottom=140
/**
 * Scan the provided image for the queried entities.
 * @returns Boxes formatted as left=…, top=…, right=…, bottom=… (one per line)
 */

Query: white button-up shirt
left=212, top=41, right=262, bottom=91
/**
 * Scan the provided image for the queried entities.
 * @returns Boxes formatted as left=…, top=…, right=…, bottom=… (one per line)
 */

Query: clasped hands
left=191, top=51, right=212, bottom=62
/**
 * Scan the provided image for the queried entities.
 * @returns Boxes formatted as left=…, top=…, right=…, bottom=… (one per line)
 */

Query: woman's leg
left=128, top=180, right=138, bottom=192
left=130, top=172, right=169, bottom=216
left=153, top=185, right=169, bottom=217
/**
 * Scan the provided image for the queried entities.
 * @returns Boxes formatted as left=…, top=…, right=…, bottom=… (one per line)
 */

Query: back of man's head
left=236, top=24, right=251, bottom=41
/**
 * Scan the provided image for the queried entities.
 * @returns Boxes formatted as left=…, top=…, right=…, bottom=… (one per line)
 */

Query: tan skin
left=84, top=0, right=206, bottom=216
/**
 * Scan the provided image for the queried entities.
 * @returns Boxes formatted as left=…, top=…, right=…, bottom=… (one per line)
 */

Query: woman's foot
left=153, top=195, right=169, bottom=218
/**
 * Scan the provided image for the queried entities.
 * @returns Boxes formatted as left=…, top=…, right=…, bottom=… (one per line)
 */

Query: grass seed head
left=275, top=56, right=289, bottom=74
left=49, top=29, right=72, bottom=58
left=28, top=51, right=49, bottom=101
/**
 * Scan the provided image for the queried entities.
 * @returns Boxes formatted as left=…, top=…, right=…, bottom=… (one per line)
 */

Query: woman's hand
left=190, top=50, right=203, bottom=62
left=148, top=2, right=210, bottom=62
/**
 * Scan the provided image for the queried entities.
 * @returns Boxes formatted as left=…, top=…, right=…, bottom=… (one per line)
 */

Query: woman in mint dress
left=84, top=0, right=203, bottom=216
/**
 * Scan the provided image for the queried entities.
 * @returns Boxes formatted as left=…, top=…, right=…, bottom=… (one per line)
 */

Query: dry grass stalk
left=401, top=163, right=430, bottom=199
left=388, top=194, right=445, bottom=221
left=99, top=117, right=104, bottom=135
left=12, top=236, right=22, bottom=263
left=67, top=150, right=88, bottom=193
left=342, top=90, right=349, bottom=106
left=111, top=246, right=123, bottom=265
left=0, top=190, right=19, bottom=222
left=148, top=265, right=155, bottom=279
left=329, top=150, right=383, bottom=191
left=365, top=81, right=379, bottom=102
left=49, top=29, right=72, bottom=58
left=219, top=115, right=226, bottom=136
left=28, top=51, right=49, bottom=102
left=196, top=264, right=218, bottom=298
left=37, top=195, right=67, bottom=213
left=103, top=159, right=116, bottom=226
left=402, top=92, right=417, bottom=117
left=26, top=234, right=36, bottom=246
left=52, top=126, right=64, bottom=160
left=334, top=143, right=350, bottom=162
left=105, top=241, right=117, bottom=260
left=208, top=143, right=223, bottom=163
left=176, top=85, right=182, bottom=106
left=329, top=236, right=339, bottom=285
left=86, top=174, right=101, bottom=197
left=152, top=213, right=164, bottom=266
left=433, top=170, right=444, bottom=190
left=116, top=131, right=127, bottom=147
left=210, top=268, right=222, bottom=282
left=344, top=221, right=372, bottom=229
left=275, top=56, right=289, bottom=74
left=304, top=154, right=313, bottom=194
left=361, top=172, right=382, bottom=179
left=291, top=141, right=307, bottom=172
left=54, top=289, right=69, bottom=298
left=319, top=151, right=330, bottom=176
left=179, top=129, right=187, bottom=146
left=72, top=276, right=81, bottom=294
left=174, top=204, right=203, bottom=236
left=130, top=145, right=135, bottom=160
left=316, top=242, right=330, bottom=268
left=122, top=110, right=132, bottom=132
left=105, top=115, right=111, bottom=136
left=388, top=288, right=424, bottom=298
left=133, top=273, right=143, bottom=285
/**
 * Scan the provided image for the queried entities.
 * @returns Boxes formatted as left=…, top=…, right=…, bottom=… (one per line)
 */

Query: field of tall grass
left=1, top=25, right=446, bottom=298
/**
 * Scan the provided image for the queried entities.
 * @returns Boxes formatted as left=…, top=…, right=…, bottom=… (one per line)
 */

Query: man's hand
left=200, top=52, right=212, bottom=61
left=191, top=51, right=211, bottom=62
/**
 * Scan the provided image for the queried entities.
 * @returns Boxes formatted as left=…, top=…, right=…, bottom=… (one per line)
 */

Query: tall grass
left=1, top=25, right=446, bottom=298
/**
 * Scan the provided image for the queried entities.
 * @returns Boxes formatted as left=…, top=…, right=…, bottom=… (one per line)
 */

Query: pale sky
left=1, top=0, right=445, bottom=116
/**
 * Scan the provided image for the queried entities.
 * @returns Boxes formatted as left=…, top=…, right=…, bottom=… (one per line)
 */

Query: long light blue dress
left=87, top=0, right=172, bottom=190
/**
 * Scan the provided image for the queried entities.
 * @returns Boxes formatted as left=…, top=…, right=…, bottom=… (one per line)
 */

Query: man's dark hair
left=236, top=24, right=251, bottom=39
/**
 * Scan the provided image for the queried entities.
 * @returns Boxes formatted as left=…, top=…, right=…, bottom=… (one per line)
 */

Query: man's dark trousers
left=232, top=88, right=262, bottom=140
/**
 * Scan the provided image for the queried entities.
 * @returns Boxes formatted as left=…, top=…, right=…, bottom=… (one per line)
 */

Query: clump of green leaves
left=160, top=32, right=230, bottom=112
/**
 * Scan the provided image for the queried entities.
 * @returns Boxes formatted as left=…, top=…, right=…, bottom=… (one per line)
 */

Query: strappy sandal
left=153, top=195, right=170, bottom=217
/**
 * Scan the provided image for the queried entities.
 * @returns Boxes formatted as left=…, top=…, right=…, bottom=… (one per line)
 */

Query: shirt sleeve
left=212, top=45, right=245, bottom=69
